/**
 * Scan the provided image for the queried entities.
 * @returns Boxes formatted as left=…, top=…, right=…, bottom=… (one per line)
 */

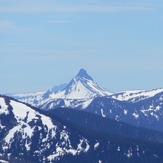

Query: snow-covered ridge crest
left=110, top=88, right=163, bottom=102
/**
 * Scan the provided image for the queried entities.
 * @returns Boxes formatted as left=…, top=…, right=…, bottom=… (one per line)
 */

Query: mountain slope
left=0, top=95, right=92, bottom=162
left=1, top=95, right=163, bottom=162
left=48, top=108, right=163, bottom=144
left=84, top=92, right=163, bottom=132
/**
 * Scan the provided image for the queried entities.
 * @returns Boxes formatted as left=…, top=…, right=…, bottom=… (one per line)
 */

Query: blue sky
left=0, top=0, right=163, bottom=93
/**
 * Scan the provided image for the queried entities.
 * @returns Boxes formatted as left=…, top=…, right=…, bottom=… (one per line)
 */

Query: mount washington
left=0, top=69, right=163, bottom=163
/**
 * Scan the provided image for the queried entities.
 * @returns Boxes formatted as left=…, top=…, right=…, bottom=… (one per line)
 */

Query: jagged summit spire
left=76, top=68, right=93, bottom=80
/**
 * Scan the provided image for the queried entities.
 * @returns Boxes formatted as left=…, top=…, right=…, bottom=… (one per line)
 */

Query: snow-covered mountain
left=11, top=69, right=112, bottom=109
left=49, top=68, right=112, bottom=99
left=0, top=95, right=94, bottom=162
left=1, top=95, right=163, bottom=162
left=7, top=68, right=163, bottom=133
left=2, top=69, right=163, bottom=162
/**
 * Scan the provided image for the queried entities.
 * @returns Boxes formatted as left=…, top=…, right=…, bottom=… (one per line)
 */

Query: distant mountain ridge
left=110, top=88, right=163, bottom=102
left=11, top=69, right=163, bottom=107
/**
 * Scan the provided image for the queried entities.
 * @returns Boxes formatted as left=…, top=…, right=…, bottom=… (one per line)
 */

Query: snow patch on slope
left=0, top=98, right=9, bottom=115
left=47, top=138, right=90, bottom=161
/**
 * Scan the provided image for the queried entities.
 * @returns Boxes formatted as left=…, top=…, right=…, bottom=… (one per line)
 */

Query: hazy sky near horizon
left=0, top=0, right=163, bottom=93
